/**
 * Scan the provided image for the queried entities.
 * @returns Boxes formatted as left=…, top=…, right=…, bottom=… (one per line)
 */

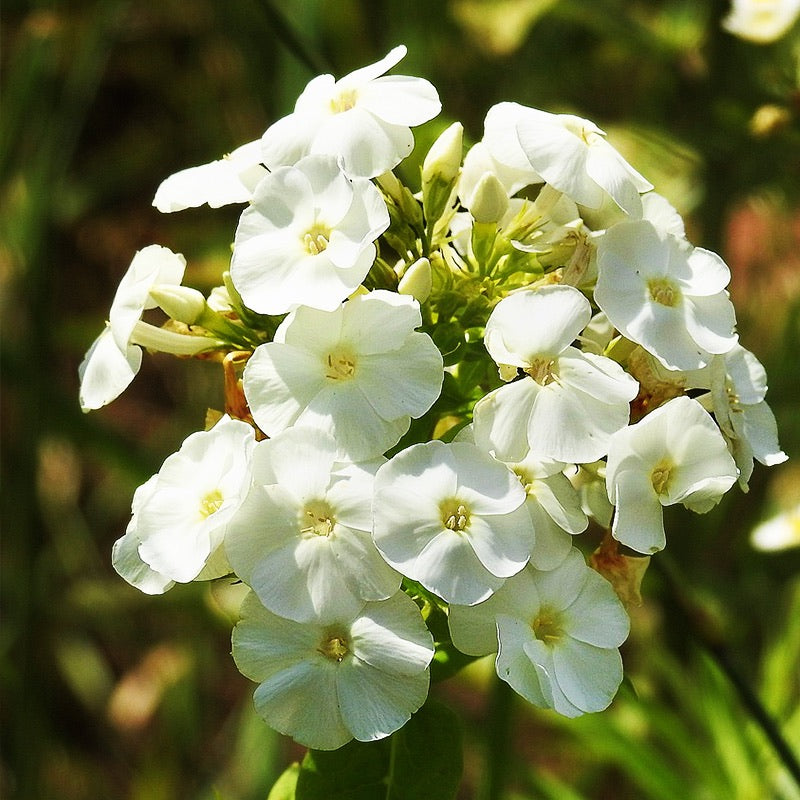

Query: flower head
left=490, top=102, right=652, bottom=216
left=473, top=285, right=639, bottom=464
left=225, top=427, right=400, bottom=623
left=232, top=590, right=434, bottom=750
left=449, top=548, right=629, bottom=716
left=372, top=440, right=532, bottom=605
left=243, top=290, right=443, bottom=461
left=79, top=245, right=202, bottom=411
left=260, top=46, right=441, bottom=178
left=595, top=220, right=738, bottom=371
left=115, top=415, right=256, bottom=585
left=605, top=396, right=738, bottom=554
left=722, top=0, right=800, bottom=42
left=230, top=154, right=389, bottom=315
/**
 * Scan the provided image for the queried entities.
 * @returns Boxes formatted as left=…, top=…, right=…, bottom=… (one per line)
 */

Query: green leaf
left=268, top=763, right=300, bottom=800
left=296, top=738, right=391, bottom=800
left=388, top=700, right=463, bottom=800
left=294, top=700, right=463, bottom=800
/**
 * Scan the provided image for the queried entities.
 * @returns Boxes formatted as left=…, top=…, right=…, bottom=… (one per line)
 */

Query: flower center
left=325, top=350, right=356, bottom=381
left=330, top=88, right=358, bottom=114
left=303, top=224, right=331, bottom=256
left=563, top=118, right=598, bottom=146
left=647, top=277, right=681, bottom=308
left=199, top=488, right=224, bottom=518
left=513, top=466, right=535, bottom=496
left=524, top=356, right=558, bottom=386
left=650, top=460, right=674, bottom=496
left=318, top=628, right=350, bottom=662
left=300, top=500, right=335, bottom=537
left=532, top=605, right=564, bottom=645
left=441, top=499, right=470, bottom=532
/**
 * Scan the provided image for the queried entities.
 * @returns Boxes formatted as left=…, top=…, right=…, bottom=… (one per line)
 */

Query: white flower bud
left=469, top=173, right=509, bottom=223
left=398, top=257, right=432, bottom=303
left=422, top=122, right=463, bottom=186
left=149, top=284, right=207, bottom=325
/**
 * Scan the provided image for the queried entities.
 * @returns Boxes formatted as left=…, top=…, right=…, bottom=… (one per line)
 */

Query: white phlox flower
left=459, top=139, right=540, bottom=210
left=448, top=548, right=629, bottom=717
left=462, top=423, right=588, bottom=571
left=605, top=396, right=738, bottom=554
left=118, top=415, right=256, bottom=584
left=152, top=139, right=267, bottom=213
left=473, top=285, right=639, bottom=464
left=224, top=427, right=400, bottom=624
left=492, top=102, right=652, bottom=217
left=230, top=154, right=390, bottom=315
left=595, top=219, right=739, bottom=371
left=232, top=590, right=434, bottom=750
left=372, top=440, right=532, bottom=605
left=79, top=245, right=203, bottom=411
left=242, top=290, right=444, bottom=461
left=700, top=345, right=787, bottom=489
left=260, top=45, right=441, bottom=179
left=722, top=0, right=800, bottom=43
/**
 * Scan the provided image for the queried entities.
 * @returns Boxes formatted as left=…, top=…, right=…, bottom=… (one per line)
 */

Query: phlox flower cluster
left=80, top=46, right=786, bottom=753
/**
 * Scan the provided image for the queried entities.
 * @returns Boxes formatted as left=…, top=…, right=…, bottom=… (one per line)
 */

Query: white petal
left=495, top=615, right=551, bottom=708
left=78, top=326, right=141, bottom=411
left=611, top=470, right=666, bottom=554
left=464, top=509, right=532, bottom=578
left=552, top=637, right=623, bottom=713
left=531, top=548, right=588, bottom=611
left=350, top=593, right=434, bottom=675
left=563, top=570, right=630, bottom=648
left=740, top=401, right=788, bottom=467
left=472, top=380, right=537, bottom=463
left=357, top=75, right=441, bottom=126
left=484, top=286, right=590, bottom=364
left=337, top=657, right=429, bottom=743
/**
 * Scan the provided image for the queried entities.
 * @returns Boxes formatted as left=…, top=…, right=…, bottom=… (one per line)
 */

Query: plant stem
left=480, top=674, right=516, bottom=800
left=654, top=557, right=800, bottom=789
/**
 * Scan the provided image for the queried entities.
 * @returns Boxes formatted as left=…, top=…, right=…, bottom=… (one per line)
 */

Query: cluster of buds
left=80, top=45, right=786, bottom=751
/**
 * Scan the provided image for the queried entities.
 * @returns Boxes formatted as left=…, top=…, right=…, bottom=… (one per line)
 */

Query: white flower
left=595, top=219, right=738, bottom=371
left=605, top=396, right=738, bottom=554
left=698, top=345, right=787, bottom=489
left=78, top=245, right=195, bottom=411
left=232, top=590, right=434, bottom=750
left=722, top=0, right=800, bottom=43
left=448, top=548, right=629, bottom=717
left=492, top=102, right=652, bottom=216
left=225, top=427, right=400, bottom=623
left=751, top=504, right=800, bottom=551
left=462, top=424, right=588, bottom=571
left=473, top=285, right=639, bottom=464
left=230, top=154, right=389, bottom=315
left=260, top=45, right=441, bottom=179
left=243, top=290, right=443, bottom=461
left=152, top=140, right=267, bottom=213
left=372, top=440, right=532, bottom=605
left=120, top=415, right=255, bottom=583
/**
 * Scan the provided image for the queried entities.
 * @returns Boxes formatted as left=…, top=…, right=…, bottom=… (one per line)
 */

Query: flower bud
left=469, top=173, right=509, bottom=224
left=149, top=285, right=206, bottom=325
left=398, top=257, right=432, bottom=303
left=422, top=122, right=463, bottom=186
left=130, top=320, right=222, bottom=356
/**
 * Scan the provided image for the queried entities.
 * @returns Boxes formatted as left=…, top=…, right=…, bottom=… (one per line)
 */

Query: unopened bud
left=149, top=284, right=206, bottom=325
left=469, top=173, right=509, bottom=224
left=398, top=257, right=432, bottom=304
left=422, top=122, right=463, bottom=186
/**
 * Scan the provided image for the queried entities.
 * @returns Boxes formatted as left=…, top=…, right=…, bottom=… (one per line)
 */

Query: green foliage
left=292, top=701, right=462, bottom=800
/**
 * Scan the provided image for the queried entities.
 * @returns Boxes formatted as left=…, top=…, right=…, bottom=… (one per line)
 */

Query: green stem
left=654, top=557, right=800, bottom=789
left=480, top=674, right=516, bottom=800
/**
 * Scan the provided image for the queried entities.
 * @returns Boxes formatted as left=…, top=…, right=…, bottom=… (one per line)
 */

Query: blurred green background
left=2, top=1, right=799, bottom=798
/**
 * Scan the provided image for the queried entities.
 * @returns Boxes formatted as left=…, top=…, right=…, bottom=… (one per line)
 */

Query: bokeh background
left=2, top=1, right=799, bottom=798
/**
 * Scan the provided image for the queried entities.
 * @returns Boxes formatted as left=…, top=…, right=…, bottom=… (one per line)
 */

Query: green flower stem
left=655, top=556, right=800, bottom=789
left=480, top=673, right=516, bottom=800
